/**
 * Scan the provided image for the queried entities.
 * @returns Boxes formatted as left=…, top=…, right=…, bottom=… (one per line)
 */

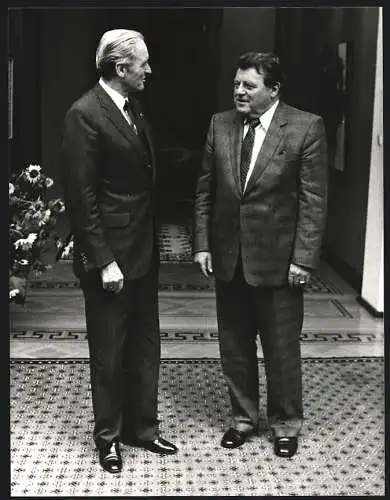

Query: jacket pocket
left=101, top=212, right=130, bottom=227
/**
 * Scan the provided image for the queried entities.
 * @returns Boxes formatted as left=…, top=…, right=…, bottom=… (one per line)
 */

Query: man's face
left=122, top=40, right=152, bottom=93
left=233, top=67, right=278, bottom=117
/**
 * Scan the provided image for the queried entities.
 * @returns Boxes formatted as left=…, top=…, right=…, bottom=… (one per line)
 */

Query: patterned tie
left=124, top=98, right=151, bottom=165
left=123, top=99, right=138, bottom=134
left=240, top=117, right=260, bottom=192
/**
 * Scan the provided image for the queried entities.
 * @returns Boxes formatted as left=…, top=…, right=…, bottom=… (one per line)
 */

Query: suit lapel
left=131, top=98, right=156, bottom=166
left=229, top=112, right=244, bottom=198
left=130, top=97, right=157, bottom=186
left=244, top=102, right=288, bottom=194
left=93, top=84, right=146, bottom=159
left=141, top=119, right=156, bottom=184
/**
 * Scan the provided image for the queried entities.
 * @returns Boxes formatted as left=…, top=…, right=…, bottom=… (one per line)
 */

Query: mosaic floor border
left=10, top=329, right=384, bottom=343
left=9, top=356, right=384, bottom=365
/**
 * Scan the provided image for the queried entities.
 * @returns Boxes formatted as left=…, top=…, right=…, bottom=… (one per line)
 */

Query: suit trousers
left=215, top=257, right=304, bottom=437
left=80, top=261, right=161, bottom=450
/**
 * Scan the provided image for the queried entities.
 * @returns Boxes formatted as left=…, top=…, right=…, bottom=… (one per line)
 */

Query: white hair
left=95, top=29, right=144, bottom=75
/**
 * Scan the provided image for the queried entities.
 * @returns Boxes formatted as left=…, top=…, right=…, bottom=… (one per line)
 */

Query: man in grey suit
left=61, top=29, right=177, bottom=474
left=193, top=52, right=327, bottom=457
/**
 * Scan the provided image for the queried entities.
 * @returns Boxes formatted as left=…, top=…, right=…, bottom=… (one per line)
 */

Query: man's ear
left=115, top=62, right=127, bottom=78
left=271, top=82, right=280, bottom=97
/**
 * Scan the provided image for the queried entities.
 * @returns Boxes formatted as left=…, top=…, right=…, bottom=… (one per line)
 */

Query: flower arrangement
left=9, top=164, right=66, bottom=304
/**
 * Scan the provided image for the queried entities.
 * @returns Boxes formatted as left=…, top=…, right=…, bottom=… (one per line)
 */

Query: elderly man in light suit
left=61, top=29, right=177, bottom=474
left=194, top=53, right=327, bottom=457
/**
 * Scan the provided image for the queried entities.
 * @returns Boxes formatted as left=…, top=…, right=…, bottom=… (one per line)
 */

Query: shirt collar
left=99, top=78, right=128, bottom=111
left=245, top=99, right=279, bottom=131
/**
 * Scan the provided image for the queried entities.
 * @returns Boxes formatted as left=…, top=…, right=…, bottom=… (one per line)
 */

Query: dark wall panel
left=217, top=8, right=276, bottom=112
left=276, top=7, right=379, bottom=288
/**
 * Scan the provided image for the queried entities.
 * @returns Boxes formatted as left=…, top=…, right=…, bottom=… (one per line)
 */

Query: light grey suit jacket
left=194, top=101, right=328, bottom=286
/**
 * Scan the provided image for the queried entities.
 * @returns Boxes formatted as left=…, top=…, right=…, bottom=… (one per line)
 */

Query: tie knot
left=246, top=117, right=260, bottom=129
left=123, top=99, right=130, bottom=112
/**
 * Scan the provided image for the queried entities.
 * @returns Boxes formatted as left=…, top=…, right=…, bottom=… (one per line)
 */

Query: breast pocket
left=276, top=148, right=299, bottom=162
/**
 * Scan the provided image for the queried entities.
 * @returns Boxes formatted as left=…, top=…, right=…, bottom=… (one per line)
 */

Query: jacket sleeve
left=193, top=114, right=215, bottom=253
left=60, top=106, right=114, bottom=269
left=292, top=116, right=328, bottom=270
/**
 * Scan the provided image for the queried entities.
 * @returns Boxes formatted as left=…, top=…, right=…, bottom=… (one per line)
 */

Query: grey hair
left=96, top=29, right=145, bottom=78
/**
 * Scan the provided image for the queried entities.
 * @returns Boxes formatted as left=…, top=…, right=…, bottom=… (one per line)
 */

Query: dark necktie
left=240, top=117, right=260, bottom=192
left=123, top=99, right=138, bottom=134
left=124, top=98, right=151, bottom=165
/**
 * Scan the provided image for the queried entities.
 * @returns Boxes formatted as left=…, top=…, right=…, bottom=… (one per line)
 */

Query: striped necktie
left=240, top=117, right=260, bottom=193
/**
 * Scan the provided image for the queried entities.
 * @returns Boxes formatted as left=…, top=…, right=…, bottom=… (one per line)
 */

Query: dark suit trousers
left=215, top=258, right=304, bottom=437
left=80, top=262, right=160, bottom=449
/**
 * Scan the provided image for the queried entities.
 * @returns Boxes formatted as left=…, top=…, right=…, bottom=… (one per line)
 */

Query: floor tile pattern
left=10, top=358, right=384, bottom=497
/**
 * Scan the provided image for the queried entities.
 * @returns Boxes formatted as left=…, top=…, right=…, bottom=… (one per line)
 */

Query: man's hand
left=288, top=263, right=311, bottom=288
left=101, top=260, right=124, bottom=294
left=194, top=251, right=213, bottom=278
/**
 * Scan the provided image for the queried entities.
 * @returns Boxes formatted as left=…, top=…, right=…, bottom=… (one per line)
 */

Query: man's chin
left=234, top=103, right=249, bottom=114
left=128, top=83, right=145, bottom=93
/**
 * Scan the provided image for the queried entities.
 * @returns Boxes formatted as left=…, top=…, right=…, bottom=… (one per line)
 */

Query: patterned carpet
left=10, top=358, right=384, bottom=496
left=60, top=215, right=193, bottom=264
left=159, top=221, right=193, bottom=263
left=57, top=219, right=343, bottom=294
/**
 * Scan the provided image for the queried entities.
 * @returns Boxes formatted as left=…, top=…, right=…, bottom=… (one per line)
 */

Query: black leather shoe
left=274, top=436, right=298, bottom=458
left=221, top=428, right=249, bottom=449
left=132, top=437, right=178, bottom=455
left=99, top=440, right=122, bottom=473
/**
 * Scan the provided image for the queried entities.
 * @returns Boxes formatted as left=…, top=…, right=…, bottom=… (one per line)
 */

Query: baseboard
left=322, top=248, right=362, bottom=293
left=356, top=296, right=384, bottom=318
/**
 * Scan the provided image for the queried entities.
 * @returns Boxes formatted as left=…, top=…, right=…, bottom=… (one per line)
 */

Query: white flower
left=26, top=233, right=38, bottom=244
left=14, top=239, right=25, bottom=249
left=62, top=239, right=74, bottom=257
left=14, top=233, right=38, bottom=250
left=49, top=199, right=66, bottom=214
left=45, top=177, right=54, bottom=188
left=39, top=209, right=52, bottom=227
left=9, top=289, right=20, bottom=299
left=9, top=183, right=15, bottom=195
left=28, top=164, right=41, bottom=173
left=18, top=259, right=29, bottom=266
left=25, top=164, right=41, bottom=184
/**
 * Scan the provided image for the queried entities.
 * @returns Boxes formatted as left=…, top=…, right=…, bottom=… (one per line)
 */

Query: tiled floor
left=9, top=259, right=384, bottom=359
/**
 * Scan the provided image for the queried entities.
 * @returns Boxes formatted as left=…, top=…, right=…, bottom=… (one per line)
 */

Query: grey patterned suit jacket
left=194, top=101, right=328, bottom=286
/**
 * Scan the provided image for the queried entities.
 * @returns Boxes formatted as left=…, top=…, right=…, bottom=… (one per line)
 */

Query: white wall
left=361, top=7, right=383, bottom=313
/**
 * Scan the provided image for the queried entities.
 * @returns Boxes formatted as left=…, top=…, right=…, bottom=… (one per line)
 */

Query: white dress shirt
left=242, top=99, right=279, bottom=192
left=99, top=78, right=136, bottom=130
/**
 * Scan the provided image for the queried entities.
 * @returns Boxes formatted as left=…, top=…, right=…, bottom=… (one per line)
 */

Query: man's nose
left=145, top=64, right=152, bottom=74
left=234, top=83, right=245, bottom=95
